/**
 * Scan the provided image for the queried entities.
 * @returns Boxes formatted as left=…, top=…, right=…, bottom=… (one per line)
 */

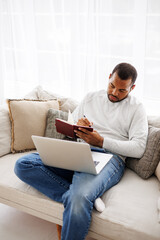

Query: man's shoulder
left=126, top=95, right=143, bottom=107
left=125, top=95, right=146, bottom=115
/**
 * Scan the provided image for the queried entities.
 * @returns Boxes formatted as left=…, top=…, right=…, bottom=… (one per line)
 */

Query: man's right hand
left=77, top=117, right=93, bottom=127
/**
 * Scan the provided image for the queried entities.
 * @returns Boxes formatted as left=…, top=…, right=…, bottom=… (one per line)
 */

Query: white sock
left=94, top=197, right=105, bottom=213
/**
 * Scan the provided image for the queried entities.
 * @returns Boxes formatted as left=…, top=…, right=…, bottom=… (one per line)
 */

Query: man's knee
left=14, top=153, right=41, bottom=180
left=62, top=190, right=93, bottom=216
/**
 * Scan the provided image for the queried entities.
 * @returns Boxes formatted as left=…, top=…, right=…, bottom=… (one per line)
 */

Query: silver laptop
left=32, top=135, right=113, bottom=175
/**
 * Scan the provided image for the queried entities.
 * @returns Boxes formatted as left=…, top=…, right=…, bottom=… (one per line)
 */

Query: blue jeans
left=14, top=151, right=125, bottom=240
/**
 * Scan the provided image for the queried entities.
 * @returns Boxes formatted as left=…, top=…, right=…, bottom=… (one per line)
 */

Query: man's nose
left=112, top=88, right=118, bottom=96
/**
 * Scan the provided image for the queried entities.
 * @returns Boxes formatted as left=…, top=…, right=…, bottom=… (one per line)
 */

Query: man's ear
left=130, top=84, right=135, bottom=91
left=109, top=73, right=112, bottom=79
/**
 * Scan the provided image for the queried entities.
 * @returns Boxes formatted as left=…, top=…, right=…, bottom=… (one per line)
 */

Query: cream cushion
left=0, top=106, right=11, bottom=156
left=0, top=152, right=159, bottom=240
left=148, top=116, right=160, bottom=128
left=7, top=99, right=59, bottom=152
left=25, top=85, right=79, bottom=113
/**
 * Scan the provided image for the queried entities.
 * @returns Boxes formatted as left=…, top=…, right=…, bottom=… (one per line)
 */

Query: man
left=14, top=63, right=148, bottom=240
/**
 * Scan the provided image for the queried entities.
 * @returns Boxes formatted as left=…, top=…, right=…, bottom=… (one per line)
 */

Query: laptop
left=32, top=135, right=113, bottom=175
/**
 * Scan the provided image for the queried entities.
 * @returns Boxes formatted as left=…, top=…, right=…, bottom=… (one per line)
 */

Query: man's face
left=107, top=72, right=135, bottom=103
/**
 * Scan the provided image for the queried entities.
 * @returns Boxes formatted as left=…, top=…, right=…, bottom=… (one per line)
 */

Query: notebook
left=32, top=136, right=113, bottom=175
left=55, top=110, right=93, bottom=139
left=55, top=118, right=93, bottom=139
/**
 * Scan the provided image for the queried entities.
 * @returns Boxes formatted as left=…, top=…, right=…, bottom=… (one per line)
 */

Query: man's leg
left=61, top=155, right=125, bottom=240
left=14, top=152, right=74, bottom=203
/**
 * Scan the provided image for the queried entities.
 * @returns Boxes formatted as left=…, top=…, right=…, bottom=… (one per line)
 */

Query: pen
left=83, top=115, right=92, bottom=127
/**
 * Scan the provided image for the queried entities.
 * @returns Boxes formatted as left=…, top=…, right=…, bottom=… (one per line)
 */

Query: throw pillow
left=148, top=116, right=160, bottom=128
left=24, top=85, right=42, bottom=100
left=25, top=85, right=79, bottom=113
left=7, top=99, right=59, bottom=153
left=126, top=126, right=160, bottom=179
left=0, top=105, right=11, bottom=156
left=44, top=108, right=68, bottom=140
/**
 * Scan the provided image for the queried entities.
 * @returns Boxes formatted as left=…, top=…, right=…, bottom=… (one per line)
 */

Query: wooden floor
left=0, top=203, right=95, bottom=240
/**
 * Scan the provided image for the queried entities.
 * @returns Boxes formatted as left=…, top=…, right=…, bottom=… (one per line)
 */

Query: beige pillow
left=7, top=99, right=59, bottom=153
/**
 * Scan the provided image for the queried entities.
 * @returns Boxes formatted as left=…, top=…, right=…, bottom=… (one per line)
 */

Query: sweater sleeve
left=103, top=104, right=148, bottom=158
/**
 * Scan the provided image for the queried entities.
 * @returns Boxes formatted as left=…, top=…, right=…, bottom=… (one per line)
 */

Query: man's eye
left=119, top=90, right=126, bottom=93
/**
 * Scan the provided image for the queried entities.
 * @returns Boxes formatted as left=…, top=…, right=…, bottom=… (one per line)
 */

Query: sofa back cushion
left=25, top=85, right=79, bottom=113
left=148, top=115, right=160, bottom=128
left=0, top=106, right=11, bottom=156
left=7, top=99, right=59, bottom=153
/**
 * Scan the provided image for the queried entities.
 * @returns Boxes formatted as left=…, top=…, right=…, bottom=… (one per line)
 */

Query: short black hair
left=111, top=63, right=137, bottom=85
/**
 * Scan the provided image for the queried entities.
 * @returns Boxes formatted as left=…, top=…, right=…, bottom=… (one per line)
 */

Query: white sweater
left=72, top=90, right=148, bottom=160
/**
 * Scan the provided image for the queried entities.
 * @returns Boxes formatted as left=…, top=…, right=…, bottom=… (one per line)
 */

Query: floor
left=0, top=203, right=95, bottom=240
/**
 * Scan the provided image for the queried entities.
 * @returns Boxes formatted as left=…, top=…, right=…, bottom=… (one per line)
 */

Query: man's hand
left=77, top=117, right=93, bottom=127
left=74, top=128, right=104, bottom=148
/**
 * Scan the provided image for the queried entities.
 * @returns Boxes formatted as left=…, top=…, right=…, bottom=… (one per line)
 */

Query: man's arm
left=75, top=104, right=148, bottom=158
left=74, top=128, right=104, bottom=148
left=102, top=105, right=148, bottom=158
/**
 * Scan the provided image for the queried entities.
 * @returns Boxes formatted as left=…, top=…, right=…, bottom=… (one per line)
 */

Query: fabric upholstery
left=0, top=106, right=11, bottom=156
left=148, top=116, right=160, bottom=128
left=25, top=85, right=79, bottom=113
left=126, top=126, right=160, bottom=179
left=44, top=109, right=68, bottom=139
left=7, top=99, right=59, bottom=153
left=0, top=152, right=159, bottom=240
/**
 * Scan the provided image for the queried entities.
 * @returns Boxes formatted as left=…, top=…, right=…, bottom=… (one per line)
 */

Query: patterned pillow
left=44, top=109, right=69, bottom=140
left=126, top=126, right=160, bottom=179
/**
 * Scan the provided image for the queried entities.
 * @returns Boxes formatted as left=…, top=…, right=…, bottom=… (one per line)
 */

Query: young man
left=14, top=63, right=148, bottom=240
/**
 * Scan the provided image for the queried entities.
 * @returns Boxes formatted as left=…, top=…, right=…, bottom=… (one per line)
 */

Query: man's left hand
left=74, top=128, right=104, bottom=148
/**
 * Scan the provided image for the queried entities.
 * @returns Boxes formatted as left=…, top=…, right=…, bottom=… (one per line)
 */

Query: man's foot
left=94, top=198, right=105, bottom=212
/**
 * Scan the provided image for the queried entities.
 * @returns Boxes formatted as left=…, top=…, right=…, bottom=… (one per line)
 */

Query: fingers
left=74, top=129, right=104, bottom=148
left=74, top=128, right=90, bottom=139
left=77, top=117, right=92, bottom=127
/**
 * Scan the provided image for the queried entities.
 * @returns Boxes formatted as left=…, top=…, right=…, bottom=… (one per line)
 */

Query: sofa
left=0, top=86, right=160, bottom=240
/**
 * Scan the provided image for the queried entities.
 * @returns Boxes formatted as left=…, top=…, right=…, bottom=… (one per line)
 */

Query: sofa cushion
left=126, top=126, right=160, bottom=179
left=7, top=99, right=59, bottom=153
left=44, top=109, right=68, bottom=139
left=148, top=116, right=160, bottom=128
left=0, top=106, right=11, bottom=157
left=25, top=85, right=79, bottom=113
left=0, top=152, right=159, bottom=240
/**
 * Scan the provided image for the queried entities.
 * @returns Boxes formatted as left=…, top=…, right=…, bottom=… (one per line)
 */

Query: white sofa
left=0, top=86, right=160, bottom=240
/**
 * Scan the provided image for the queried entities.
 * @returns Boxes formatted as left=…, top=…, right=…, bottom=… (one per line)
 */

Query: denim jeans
left=14, top=151, right=125, bottom=240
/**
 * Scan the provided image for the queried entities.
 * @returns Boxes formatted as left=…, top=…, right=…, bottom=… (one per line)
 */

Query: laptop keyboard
left=94, top=161, right=100, bottom=166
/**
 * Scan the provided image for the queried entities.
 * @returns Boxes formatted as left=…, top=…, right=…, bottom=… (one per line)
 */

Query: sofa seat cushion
left=0, top=152, right=159, bottom=240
